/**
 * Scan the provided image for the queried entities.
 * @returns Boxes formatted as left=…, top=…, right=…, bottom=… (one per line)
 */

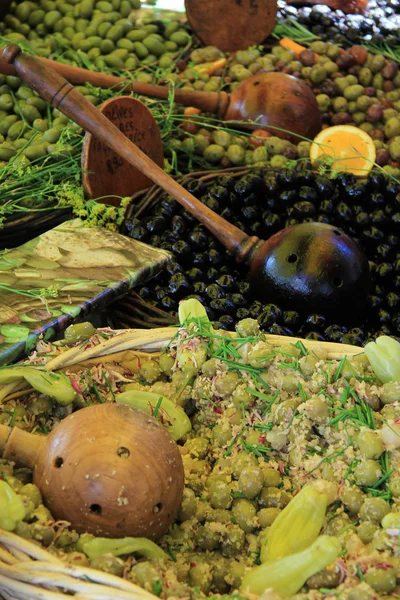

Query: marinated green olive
left=64, top=322, right=95, bottom=344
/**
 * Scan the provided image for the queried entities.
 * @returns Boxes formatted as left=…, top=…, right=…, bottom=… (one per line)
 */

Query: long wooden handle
left=0, top=424, right=45, bottom=470
left=0, top=47, right=229, bottom=115
left=2, top=44, right=258, bottom=264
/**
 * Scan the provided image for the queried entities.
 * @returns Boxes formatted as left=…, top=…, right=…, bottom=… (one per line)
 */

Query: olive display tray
left=0, top=218, right=172, bottom=366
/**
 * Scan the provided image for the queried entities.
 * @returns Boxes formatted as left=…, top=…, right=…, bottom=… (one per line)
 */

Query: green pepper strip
left=0, top=367, right=76, bottom=406
left=115, top=390, right=191, bottom=441
left=364, top=336, right=400, bottom=383
left=82, top=536, right=168, bottom=561
left=0, top=480, right=26, bottom=531
left=241, top=535, right=341, bottom=598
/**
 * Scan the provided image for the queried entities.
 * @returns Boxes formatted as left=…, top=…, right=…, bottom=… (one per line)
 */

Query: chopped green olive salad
left=2, top=300, right=400, bottom=599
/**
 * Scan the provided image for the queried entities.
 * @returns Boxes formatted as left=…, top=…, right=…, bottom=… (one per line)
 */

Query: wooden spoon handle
left=0, top=424, right=45, bottom=469
left=2, top=44, right=258, bottom=264
left=0, top=47, right=229, bottom=115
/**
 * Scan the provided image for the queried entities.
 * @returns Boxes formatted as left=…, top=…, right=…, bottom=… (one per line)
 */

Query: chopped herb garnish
left=306, top=445, right=349, bottom=475
left=153, top=580, right=162, bottom=596
left=153, top=397, right=163, bottom=418
left=167, top=546, right=177, bottom=562
left=231, top=491, right=247, bottom=498
left=253, top=423, right=274, bottom=432
left=305, top=445, right=324, bottom=456
left=355, top=564, right=365, bottom=581
left=224, top=427, right=248, bottom=457
left=102, top=371, right=115, bottom=400
left=286, top=408, right=299, bottom=429
left=297, top=383, right=308, bottom=402
left=333, top=356, right=349, bottom=382
left=241, top=439, right=270, bottom=457
left=343, top=458, right=359, bottom=480
left=9, top=410, right=17, bottom=428
left=277, top=361, right=301, bottom=371
left=92, top=382, right=104, bottom=404
left=293, top=340, right=308, bottom=356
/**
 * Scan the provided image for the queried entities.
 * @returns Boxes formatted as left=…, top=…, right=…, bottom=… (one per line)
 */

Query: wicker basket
left=112, top=167, right=262, bottom=330
left=0, top=209, right=73, bottom=251
left=0, top=326, right=362, bottom=599
left=0, top=325, right=363, bottom=598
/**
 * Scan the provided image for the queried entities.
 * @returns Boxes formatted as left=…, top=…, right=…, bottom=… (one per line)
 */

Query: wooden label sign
left=185, top=0, right=278, bottom=53
left=82, top=96, right=164, bottom=207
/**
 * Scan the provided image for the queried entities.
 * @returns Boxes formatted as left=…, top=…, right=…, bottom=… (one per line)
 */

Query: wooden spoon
left=1, top=44, right=369, bottom=319
left=0, top=403, right=184, bottom=538
left=0, top=47, right=322, bottom=143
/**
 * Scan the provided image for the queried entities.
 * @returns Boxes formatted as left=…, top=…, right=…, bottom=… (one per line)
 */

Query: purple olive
left=249, top=223, right=370, bottom=321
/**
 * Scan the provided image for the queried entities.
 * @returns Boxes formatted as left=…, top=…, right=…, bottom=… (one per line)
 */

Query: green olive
left=221, top=525, right=245, bottom=557
left=194, top=525, right=220, bottom=550
left=389, top=477, right=400, bottom=498
left=231, top=453, right=258, bottom=479
left=357, top=521, right=379, bottom=544
left=232, top=498, right=257, bottom=533
left=90, top=555, right=124, bottom=576
left=64, top=322, right=95, bottom=345
left=208, top=480, right=232, bottom=510
left=259, top=487, right=291, bottom=509
left=257, top=507, right=281, bottom=527
left=138, top=359, right=161, bottom=384
left=19, top=484, right=42, bottom=508
left=340, top=486, right=365, bottom=514
left=238, top=466, right=264, bottom=500
left=364, top=567, right=396, bottom=594
left=213, top=372, right=240, bottom=398
left=354, top=459, right=382, bottom=487
left=357, top=430, right=384, bottom=459
left=359, top=497, right=390, bottom=524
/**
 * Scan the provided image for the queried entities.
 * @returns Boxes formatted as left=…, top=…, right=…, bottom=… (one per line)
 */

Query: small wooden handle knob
left=0, top=424, right=45, bottom=470
left=2, top=42, right=21, bottom=64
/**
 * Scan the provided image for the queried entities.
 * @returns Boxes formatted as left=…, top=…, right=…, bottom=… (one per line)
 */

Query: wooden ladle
left=0, top=403, right=184, bottom=539
left=0, top=47, right=322, bottom=143
left=2, top=44, right=370, bottom=320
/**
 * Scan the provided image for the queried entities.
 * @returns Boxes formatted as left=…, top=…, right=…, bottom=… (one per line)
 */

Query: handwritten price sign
left=81, top=97, right=164, bottom=206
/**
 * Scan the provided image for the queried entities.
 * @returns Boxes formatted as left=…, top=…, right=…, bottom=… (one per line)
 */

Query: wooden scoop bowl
left=0, top=403, right=184, bottom=539
left=1, top=44, right=369, bottom=319
left=0, top=48, right=322, bottom=143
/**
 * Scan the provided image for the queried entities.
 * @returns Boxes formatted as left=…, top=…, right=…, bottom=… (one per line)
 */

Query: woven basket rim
left=0, top=326, right=362, bottom=404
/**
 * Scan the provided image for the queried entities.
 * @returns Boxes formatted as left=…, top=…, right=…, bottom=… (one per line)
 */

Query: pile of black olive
left=122, top=166, right=400, bottom=346
left=277, top=0, right=400, bottom=47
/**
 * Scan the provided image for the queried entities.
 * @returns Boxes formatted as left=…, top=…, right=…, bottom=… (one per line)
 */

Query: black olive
left=193, top=281, right=207, bottom=295
left=187, top=268, right=204, bottom=281
left=206, top=284, right=225, bottom=300
left=128, top=226, right=148, bottom=241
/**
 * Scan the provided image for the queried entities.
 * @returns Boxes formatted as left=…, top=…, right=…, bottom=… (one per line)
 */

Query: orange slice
left=310, top=125, right=376, bottom=176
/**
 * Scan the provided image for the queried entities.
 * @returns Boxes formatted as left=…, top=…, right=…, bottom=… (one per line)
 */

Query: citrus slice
left=310, top=125, right=376, bottom=176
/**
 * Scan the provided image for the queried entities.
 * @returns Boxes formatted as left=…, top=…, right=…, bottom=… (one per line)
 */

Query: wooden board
left=82, top=96, right=164, bottom=207
left=185, top=0, right=278, bottom=53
